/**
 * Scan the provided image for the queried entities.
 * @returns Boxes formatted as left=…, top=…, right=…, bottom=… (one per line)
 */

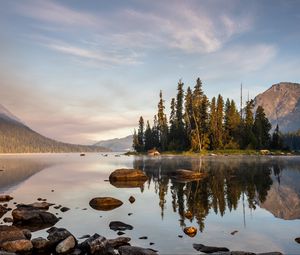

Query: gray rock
left=109, top=221, right=133, bottom=231
left=21, top=229, right=32, bottom=240
left=0, top=205, right=8, bottom=218
left=118, top=246, right=158, bottom=255
left=129, top=196, right=136, bottom=204
left=31, top=237, right=51, bottom=251
left=3, top=217, right=13, bottom=223
left=193, top=243, right=230, bottom=253
left=56, top=235, right=76, bottom=254
left=12, top=204, right=58, bottom=231
left=107, top=237, right=131, bottom=248
left=47, top=227, right=73, bottom=245
left=27, top=202, right=54, bottom=210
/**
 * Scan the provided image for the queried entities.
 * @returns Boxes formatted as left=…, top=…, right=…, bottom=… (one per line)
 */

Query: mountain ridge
left=253, top=82, right=300, bottom=133
left=94, top=135, right=133, bottom=152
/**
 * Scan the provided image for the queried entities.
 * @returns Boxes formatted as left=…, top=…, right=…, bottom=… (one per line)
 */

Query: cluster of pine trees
left=133, top=78, right=281, bottom=152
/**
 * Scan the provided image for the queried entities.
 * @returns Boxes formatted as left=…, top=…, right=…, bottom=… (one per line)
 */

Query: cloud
left=14, top=0, right=101, bottom=28
left=13, top=0, right=254, bottom=60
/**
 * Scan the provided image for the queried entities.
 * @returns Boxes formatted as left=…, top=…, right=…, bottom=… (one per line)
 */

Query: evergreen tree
left=241, top=100, right=256, bottom=149
left=224, top=99, right=241, bottom=148
left=271, top=124, right=283, bottom=150
left=174, top=79, right=186, bottom=150
left=215, top=94, right=224, bottom=149
left=137, top=116, right=145, bottom=152
left=132, top=129, right=139, bottom=151
left=168, top=98, right=177, bottom=150
left=152, top=115, right=160, bottom=149
left=157, top=90, right=168, bottom=151
left=253, top=106, right=271, bottom=149
left=184, top=87, right=193, bottom=149
left=209, top=97, right=218, bottom=150
left=144, top=121, right=153, bottom=151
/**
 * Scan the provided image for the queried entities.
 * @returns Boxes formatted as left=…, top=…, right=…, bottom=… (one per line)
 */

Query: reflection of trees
left=133, top=156, right=281, bottom=232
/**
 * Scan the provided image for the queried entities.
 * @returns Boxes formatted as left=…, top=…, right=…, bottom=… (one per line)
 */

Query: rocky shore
left=0, top=169, right=294, bottom=255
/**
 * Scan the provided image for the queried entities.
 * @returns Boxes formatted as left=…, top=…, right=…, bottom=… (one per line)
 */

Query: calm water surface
left=0, top=153, right=300, bottom=254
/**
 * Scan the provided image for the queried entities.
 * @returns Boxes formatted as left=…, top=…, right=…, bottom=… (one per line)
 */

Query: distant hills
left=253, top=82, right=300, bottom=133
left=0, top=104, right=108, bottom=153
left=94, top=135, right=133, bottom=152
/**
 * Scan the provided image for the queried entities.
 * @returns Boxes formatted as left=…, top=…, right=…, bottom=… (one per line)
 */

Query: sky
left=0, top=0, right=300, bottom=144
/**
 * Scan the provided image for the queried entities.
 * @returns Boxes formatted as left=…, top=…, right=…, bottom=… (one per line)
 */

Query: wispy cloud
left=13, top=0, right=254, bottom=62
left=14, top=0, right=101, bottom=28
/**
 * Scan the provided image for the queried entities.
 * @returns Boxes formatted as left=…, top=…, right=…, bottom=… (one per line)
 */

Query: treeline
left=133, top=78, right=283, bottom=152
left=0, top=117, right=108, bottom=153
left=283, top=129, right=300, bottom=150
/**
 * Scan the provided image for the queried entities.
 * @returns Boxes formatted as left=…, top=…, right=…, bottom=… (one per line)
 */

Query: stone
left=139, top=236, right=148, bottom=240
left=47, top=227, right=73, bottom=245
left=0, top=205, right=8, bottom=218
left=22, top=229, right=32, bottom=240
left=0, top=195, right=13, bottom=202
left=79, top=234, right=90, bottom=239
left=118, top=246, right=158, bottom=255
left=60, top=207, right=70, bottom=212
left=31, top=237, right=51, bottom=251
left=129, top=196, right=136, bottom=204
left=171, top=169, right=206, bottom=181
left=1, top=239, right=33, bottom=253
left=12, top=204, right=59, bottom=231
left=78, top=234, right=109, bottom=254
left=109, top=169, right=148, bottom=182
left=231, top=230, right=238, bottom=235
left=107, top=237, right=131, bottom=248
left=0, top=226, right=32, bottom=253
left=193, top=243, right=230, bottom=253
left=295, top=237, right=300, bottom=244
left=3, top=217, right=13, bottom=223
left=183, top=227, right=197, bottom=237
left=27, top=202, right=54, bottom=210
left=89, top=197, right=123, bottom=211
left=109, top=221, right=133, bottom=231
left=56, top=235, right=76, bottom=254
left=117, top=231, right=125, bottom=236
left=0, top=251, right=17, bottom=255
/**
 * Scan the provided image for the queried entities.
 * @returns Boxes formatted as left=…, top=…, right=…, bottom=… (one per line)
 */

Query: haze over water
left=0, top=153, right=300, bottom=254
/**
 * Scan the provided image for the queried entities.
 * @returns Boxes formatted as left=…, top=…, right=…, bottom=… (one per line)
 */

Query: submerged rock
left=12, top=204, right=59, bottom=231
left=118, top=246, right=158, bottom=255
left=183, top=227, right=197, bottom=237
left=295, top=237, right=300, bottom=244
left=193, top=243, right=229, bottom=253
left=78, top=234, right=109, bottom=254
left=3, top=217, right=13, bottom=223
left=60, top=207, right=70, bottom=212
left=129, top=196, right=136, bottom=204
left=184, top=211, right=193, bottom=219
left=109, top=221, right=133, bottom=231
left=89, top=197, right=123, bottom=211
left=0, top=195, right=13, bottom=202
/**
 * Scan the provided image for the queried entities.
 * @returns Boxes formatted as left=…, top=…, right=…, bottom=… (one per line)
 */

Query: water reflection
left=133, top=156, right=300, bottom=231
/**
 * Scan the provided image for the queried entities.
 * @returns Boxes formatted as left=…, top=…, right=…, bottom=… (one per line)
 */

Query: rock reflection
left=133, top=156, right=300, bottom=231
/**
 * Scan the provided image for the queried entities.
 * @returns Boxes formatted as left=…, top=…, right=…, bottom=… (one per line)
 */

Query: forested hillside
left=0, top=117, right=108, bottom=153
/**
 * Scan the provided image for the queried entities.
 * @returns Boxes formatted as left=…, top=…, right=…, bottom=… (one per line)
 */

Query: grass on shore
left=124, top=149, right=297, bottom=156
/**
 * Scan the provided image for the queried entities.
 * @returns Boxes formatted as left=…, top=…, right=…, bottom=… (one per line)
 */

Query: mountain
left=0, top=104, right=108, bottom=153
left=253, top=82, right=300, bottom=133
left=94, top=135, right=133, bottom=152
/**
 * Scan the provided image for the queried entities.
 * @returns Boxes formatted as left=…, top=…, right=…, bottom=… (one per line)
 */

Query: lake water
left=0, top=153, right=300, bottom=254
